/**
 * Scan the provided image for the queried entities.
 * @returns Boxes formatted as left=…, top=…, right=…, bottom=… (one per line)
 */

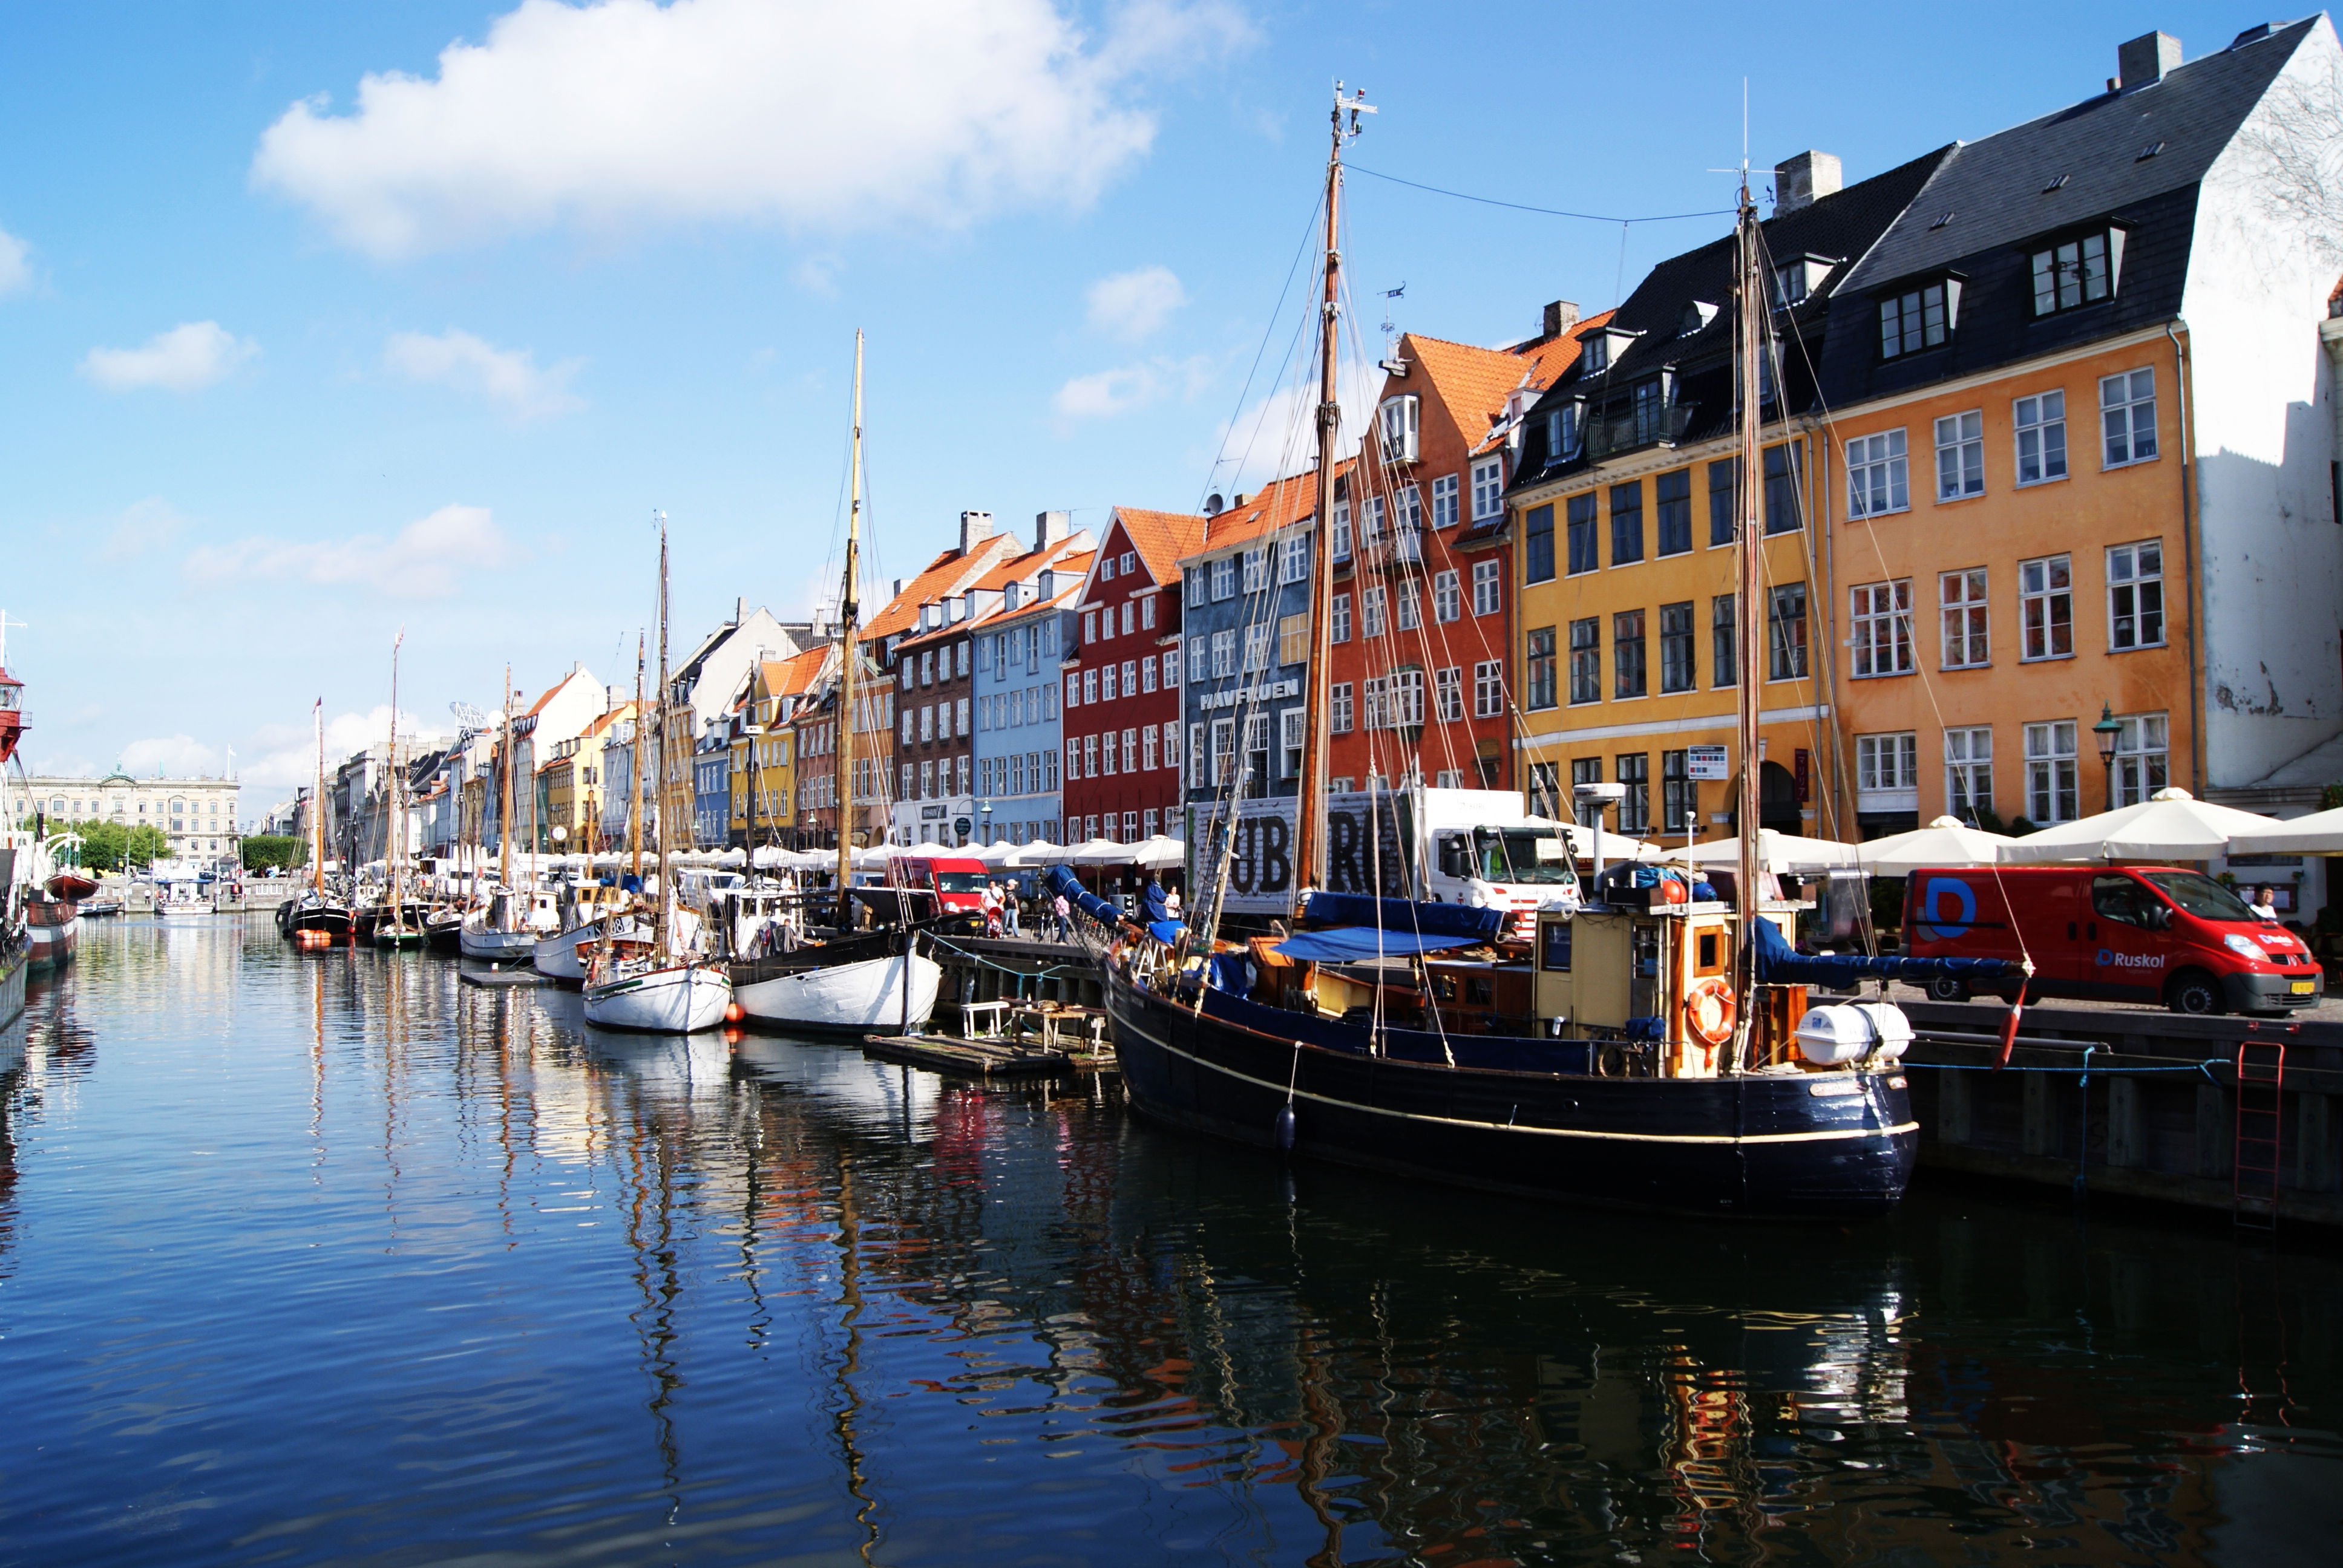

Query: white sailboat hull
left=734, top=952, right=941, bottom=1035
left=459, top=921, right=537, bottom=961
left=583, top=961, right=733, bottom=1034
left=533, top=916, right=649, bottom=983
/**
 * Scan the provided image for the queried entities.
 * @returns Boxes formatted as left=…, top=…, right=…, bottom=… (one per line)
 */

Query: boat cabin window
left=1472, top=828, right=1576, bottom=885
left=1539, top=921, right=1571, bottom=971
left=1696, top=930, right=1723, bottom=974
left=1466, top=974, right=1495, bottom=1006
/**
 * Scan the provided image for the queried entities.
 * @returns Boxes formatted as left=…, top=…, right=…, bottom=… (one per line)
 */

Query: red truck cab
left=1904, top=864, right=2321, bottom=1016
left=886, top=855, right=991, bottom=915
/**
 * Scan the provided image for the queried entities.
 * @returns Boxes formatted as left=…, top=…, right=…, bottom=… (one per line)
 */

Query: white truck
left=1188, top=785, right=1589, bottom=936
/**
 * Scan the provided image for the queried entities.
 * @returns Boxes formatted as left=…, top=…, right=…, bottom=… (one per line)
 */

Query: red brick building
left=1329, top=310, right=1594, bottom=792
left=1060, top=506, right=1207, bottom=843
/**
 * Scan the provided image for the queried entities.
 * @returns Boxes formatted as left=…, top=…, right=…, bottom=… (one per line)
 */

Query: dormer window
left=2030, top=227, right=2125, bottom=316
left=1772, top=255, right=1837, bottom=306
left=1378, top=394, right=1420, bottom=462
left=1578, top=323, right=1640, bottom=375
left=1546, top=399, right=1583, bottom=463
left=1878, top=277, right=1962, bottom=359
left=1680, top=301, right=1719, bottom=336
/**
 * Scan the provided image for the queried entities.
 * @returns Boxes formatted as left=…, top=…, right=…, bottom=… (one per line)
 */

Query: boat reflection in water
left=1, top=921, right=2333, bottom=1567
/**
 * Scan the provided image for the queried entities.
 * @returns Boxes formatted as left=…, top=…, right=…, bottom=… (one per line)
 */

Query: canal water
left=1, top=918, right=2336, bottom=1567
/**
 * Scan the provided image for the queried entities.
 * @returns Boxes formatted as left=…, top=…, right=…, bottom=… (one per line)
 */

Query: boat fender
left=1274, top=1103, right=1296, bottom=1151
left=1685, top=976, right=1735, bottom=1047
left=726, top=1002, right=744, bottom=1023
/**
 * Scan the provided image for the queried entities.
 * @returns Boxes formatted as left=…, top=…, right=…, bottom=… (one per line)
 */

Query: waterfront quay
left=0, top=913, right=2332, bottom=1566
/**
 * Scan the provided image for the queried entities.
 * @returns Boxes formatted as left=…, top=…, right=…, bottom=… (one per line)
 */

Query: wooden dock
left=459, top=968, right=551, bottom=990
left=860, top=1032, right=1075, bottom=1077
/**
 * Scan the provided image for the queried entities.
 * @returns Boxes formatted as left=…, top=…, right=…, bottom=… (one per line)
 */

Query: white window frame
left=1945, top=727, right=1993, bottom=822
left=1933, top=410, right=1984, bottom=502
left=1850, top=580, right=1915, bottom=679
left=1846, top=429, right=1909, bottom=518
left=1378, top=394, right=1420, bottom=462
left=2025, top=720, right=2079, bottom=825
left=1279, top=707, right=1306, bottom=778
left=1472, top=558, right=1501, bottom=617
left=2111, top=711, right=2169, bottom=807
left=2019, top=554, right=2074, bottom=662
left=1331, top=681, right=1354, bottom=734
left=1397, top=586, right=1420, bottom=633
left=1470, top=457, right=1505, bottom=521
left=2100, top=369, right=2158, bottom=469
left=1855, top=732, right=1919, bottom=797
left=2107, top=541, right=2165, bottom=652
left=1279, top=534, right=1309, bottom=584
left=1209, top=555, right=1236, bottom=601
left=1242, top=549, right=1267, bottom=593
left=1432, top=569, right=1461, bottom=623
left=2014, top=390, right=2068, bottom=486
left=1474, top=660, right=1505, bottom=718
left=1939, top=567, right=1989, bottom=670
left=1434, top=665, right=1464, bottom=722
left=1430, top=473, right=1460, bottom=529
left=1362, top=586, right=1387, bottom=639
left=1331, top=592, right=1351, bottom=644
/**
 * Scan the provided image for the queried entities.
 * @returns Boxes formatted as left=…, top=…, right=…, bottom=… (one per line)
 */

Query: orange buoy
left=1684, top=976, right=1735, bottom=1047
left=725, top=1002, right=744, bottom=1022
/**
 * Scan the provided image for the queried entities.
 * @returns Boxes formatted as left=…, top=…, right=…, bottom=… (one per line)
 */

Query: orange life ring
left=1685, top=976, right=1736, bottom=1047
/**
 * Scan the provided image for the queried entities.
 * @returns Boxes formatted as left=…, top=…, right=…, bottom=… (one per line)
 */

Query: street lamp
left=2092, top=703, right=2124, bottom=809
left=980, top=799, right=993, bottom=846
left=1573, top=780, right=1627, bottom=895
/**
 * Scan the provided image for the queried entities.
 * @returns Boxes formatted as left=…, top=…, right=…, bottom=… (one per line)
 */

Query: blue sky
left=0, top=0, right=2289, bottom=800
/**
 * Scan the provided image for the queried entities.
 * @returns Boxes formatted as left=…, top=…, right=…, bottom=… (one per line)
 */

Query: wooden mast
left=1732, top=175, right=1766, bottom=1063
left=388, top=628, right=404, bottom=923
left=499, top=665, right=514, bottom=901
left=833, top=330, right=865, bottom=927
left=630, top=632, right=646, bottom=887
left=1292, top=83, right=1370, bottom=912
left=655, top=512, right=673, bottom=963
left=312, top=698, right=326, bottom=895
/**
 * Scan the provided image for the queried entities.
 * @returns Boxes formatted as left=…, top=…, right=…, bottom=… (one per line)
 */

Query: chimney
left=958, top=509, right=995, bottom=554
left=1541, top=300, right=1580, bottom=341
left=1773, top=151, right=1842, bottom=215
left=734, top=595, right=746, bottom=626
left=1035, top=509, right=1070, bottom=549
left=892, top=578, right=905, bottom=598
left=2119, top=31, right=2181, bottom=88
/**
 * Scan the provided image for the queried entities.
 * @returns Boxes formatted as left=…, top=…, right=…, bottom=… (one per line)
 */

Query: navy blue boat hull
left=1106, top=972, right=1917, bottom=1221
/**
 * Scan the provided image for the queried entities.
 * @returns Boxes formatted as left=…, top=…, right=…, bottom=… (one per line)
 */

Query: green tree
left=241, top=834, right=304, bottom=872
left=71, top=819, right=129, bottom=871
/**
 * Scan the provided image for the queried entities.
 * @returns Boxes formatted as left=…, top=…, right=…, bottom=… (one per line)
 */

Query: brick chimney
left=1541, top=300, right=1580, bottom=342
left=2119, top=31, right=2181, bottom=88
left=1773, top=151, right=1843, bottom=215
left=958, top=510, right=995, bottom=554
left=1034, top=509, right=1070, bottom=549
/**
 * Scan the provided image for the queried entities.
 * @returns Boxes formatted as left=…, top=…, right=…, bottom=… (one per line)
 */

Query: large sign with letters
left=1187, top=790, right=1412, bottom=915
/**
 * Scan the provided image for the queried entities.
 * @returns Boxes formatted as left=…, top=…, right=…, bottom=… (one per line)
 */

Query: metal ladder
left=2233, top=1039, right=2286, bottom=1231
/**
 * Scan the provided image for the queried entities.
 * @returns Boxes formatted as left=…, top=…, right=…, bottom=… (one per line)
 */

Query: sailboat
left=728, top=331, right=941, bottom=1034
left=281, top=699, right=352, bottom=945
left=532, top=633, right=654, bottom=984
left=582, top=515, right=733, bottom=1033
left=1069, top=91, right=2008, bottom=1221
left=375, top=630, right=424, bottom=949
left=459, top=669, right=543, bottom=962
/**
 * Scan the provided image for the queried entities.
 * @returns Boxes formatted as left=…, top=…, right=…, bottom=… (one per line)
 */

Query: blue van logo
left=1915, top=877, right=1978, bottom=941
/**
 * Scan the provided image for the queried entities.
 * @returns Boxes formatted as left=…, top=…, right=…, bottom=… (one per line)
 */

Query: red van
left=1904, top=865, right=2322, bottom=1016
left=886, top=854, right=991, bottom=915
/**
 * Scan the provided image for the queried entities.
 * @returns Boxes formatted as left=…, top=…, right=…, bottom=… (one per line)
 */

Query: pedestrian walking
left=1003, top=881, right=1021, bottom=936
left=1053, top=892, right=1070, bottom=942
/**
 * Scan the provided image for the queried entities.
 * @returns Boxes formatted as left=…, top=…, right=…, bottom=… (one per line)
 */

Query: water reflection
left=0, top=916, right=2331, bottom=1567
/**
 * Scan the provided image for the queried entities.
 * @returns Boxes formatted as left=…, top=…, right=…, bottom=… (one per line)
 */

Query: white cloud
left=1085, top=264, right=1185, bottom=341
left=385, top=328, right=583, bottom=421
left=121, top=735, right=229, bottom=777
left=81, top=321, right=259, bottom=393
left=251, top=0, right=1252, bottom=260
left=183, top=503, right=516, bottom=600
left=1211, top=367, right=1381, bottom=492
left=246, top=707, right=431, bottom=786
left=1052, top=352, right=1213, bottom=427
left=103, top=497, right=193, bottom=561
left=0, top=227, right=30, bottom=296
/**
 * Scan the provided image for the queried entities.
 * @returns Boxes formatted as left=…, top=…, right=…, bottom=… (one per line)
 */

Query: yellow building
left=729, top=647, right=828, bottom=848
left=545, top=703, right=635, bottom=853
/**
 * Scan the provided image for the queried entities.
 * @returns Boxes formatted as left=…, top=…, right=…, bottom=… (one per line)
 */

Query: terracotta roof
left=577, top=703, right=637, bottom=741
left=1183, top=459, right=1350, bottom=558
left=1372, top=317, right=1611, bottom=460
left=969, top=551, right=1095, bottom=628
left=861, top=535, right=1024, bottom=641
left=1105, top=508, right=1210, bottom=584
left=761, top=645, right=830, bottom=697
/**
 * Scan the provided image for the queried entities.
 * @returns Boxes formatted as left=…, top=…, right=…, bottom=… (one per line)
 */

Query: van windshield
left=934, top=871, right=989, bottom=893
left=1472, top=828, right=1578, bottom=886
left=2141, top=871, right=2255, bottom=922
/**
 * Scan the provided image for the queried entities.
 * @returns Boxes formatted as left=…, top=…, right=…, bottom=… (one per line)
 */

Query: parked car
left=1902, top=864, right=2322, bottom=1016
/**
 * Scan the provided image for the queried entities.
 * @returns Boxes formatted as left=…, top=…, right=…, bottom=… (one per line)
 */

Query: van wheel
left=2165, top=970, right=2225, bottom=1016
left=1926, top=975, right=1970, bottom=1002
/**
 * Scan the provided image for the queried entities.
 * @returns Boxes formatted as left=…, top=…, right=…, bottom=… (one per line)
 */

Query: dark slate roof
left=1818, top=20, right=2318, bottom=408
left=1841, top=20, right=2316, bottom=295
left=1507, top=144, right=1956, bottom=492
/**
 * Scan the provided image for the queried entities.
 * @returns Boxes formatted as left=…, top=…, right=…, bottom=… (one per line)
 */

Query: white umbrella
left=1997, top=786, right=2279, bottom=864
left=972, top=838, right=1023, bottom=866
left=1855, top=815, right=2012, bottom=877
left=2220, top=803, right=2343, bottom=855
left=1066, top=837, right=1136, bottom=866
left=1018, top=839, right=1076, bottom=866
left=1129, top=834, right=1187, bottom=870
left=1682, top=829, right=1860, bottom=874
left=850, top=843, right=893, bottom=867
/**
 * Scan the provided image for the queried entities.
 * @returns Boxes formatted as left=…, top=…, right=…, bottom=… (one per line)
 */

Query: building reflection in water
left=0, top=916, right=2330, bottom=1568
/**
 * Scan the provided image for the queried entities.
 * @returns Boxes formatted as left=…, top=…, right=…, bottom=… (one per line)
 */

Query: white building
left=27, top=768, right=242, bottom=858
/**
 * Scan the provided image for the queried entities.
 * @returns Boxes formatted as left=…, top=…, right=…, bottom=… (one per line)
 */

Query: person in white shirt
left=2248, top=884, right=2281, bottom=922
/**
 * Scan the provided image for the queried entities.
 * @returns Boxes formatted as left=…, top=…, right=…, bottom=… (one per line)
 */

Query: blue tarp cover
left=1147, top=920, right=1186, bottom=946
left=1047, top=866, right=1123, bottom=929
left=1142, top=881, right=1173, bottom=923
left=1300, top=892, right=1506, bottom=941
left=1749, top=910, right=2014, bottom=984
left=1271, top=927, right=1490, bottom=962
